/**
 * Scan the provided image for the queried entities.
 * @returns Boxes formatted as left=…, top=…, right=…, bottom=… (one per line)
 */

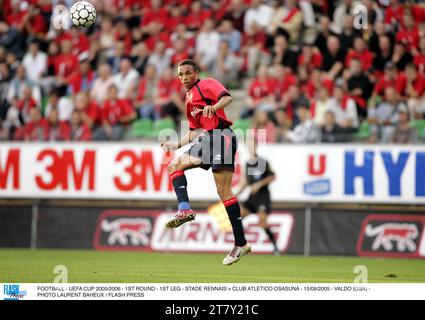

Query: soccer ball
left=70, top=1, right=96, bottom=28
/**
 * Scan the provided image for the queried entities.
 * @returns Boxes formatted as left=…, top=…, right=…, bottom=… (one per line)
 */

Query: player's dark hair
left=178, top=59, right=200, bottom=72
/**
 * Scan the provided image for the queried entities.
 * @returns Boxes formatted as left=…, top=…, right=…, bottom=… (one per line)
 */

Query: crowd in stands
left=0, top=0, right=425, bottom=143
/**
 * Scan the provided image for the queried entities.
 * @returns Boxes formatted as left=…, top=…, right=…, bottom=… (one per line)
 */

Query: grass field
left=1, top=249, right=425, bottom=283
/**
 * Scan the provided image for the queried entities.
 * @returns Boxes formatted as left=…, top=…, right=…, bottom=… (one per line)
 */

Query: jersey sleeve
left=203, top=78, right=231, bottom=102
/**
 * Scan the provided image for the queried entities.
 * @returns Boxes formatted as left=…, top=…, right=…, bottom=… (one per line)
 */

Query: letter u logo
left=308, top=154, right=326, bottom=176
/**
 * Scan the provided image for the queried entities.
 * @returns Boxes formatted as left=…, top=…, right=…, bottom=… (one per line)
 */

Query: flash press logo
left=3, top=284, right=27, bottom=300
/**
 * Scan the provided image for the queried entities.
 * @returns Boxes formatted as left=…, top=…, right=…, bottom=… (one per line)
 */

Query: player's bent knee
left=168, top=162, right=178, bottom=173
left=168, top=159, right=189, bottom=173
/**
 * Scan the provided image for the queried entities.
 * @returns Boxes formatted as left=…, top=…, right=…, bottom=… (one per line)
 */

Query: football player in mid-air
left=160, top=59, right=251, bottom=266
left=236, top=138, right=278, bottom=254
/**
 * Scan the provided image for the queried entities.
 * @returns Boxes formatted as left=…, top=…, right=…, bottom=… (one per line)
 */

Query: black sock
left=223, top=197, right=247, bottom=247
left=170, top=170, right=190, bottom=210
left=264, top=227, right=278, bottom=250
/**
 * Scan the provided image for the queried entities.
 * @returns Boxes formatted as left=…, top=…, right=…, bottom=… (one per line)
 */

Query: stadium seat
left=410, top=120, right=425, bottom=139
left=41, top=96, right=49, bottom=114
left=231, top=119, right=251, bottom=138
left=352, top=121, right=371, bottom=140
left=152, top=118, right=176, bottom=137
left=129, top=119, right=153, bottom=138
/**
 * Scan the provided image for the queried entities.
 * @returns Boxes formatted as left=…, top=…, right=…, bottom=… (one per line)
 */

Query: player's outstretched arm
left=251, top=174, right=276, bottom=194
left=160, top=128, right=203, bottom=151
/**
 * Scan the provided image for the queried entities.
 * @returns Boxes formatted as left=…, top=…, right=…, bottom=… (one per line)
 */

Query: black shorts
left=243, top=192, right=271, bottom=214
left=185, top=127, right=237, bottom=172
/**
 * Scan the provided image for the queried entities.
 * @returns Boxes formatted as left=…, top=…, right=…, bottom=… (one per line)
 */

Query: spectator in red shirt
left=93, top=84, right=136, bottom=140
left=220, top=0, right=247, bottom=33
left=6, top=0, right=29, bottom=31
left=400, top=63, right=425, bottom=99
left=372, top=62, right=404, bottom=104
left=413, top=37, right=425, bottom=75
left=67, top=58, right=95, bottom=95
left=298, top=43, right=323, bottom=72
left=171, top=38, right=190, bottom=67
left=135, top=64, right=158, bottom=120
left=409, top=2, right=425, bottom=24
left=154, top=67, right=185, bottom=123
left=115, top=19, right=133, bottom=56
left=17, top=107, right=49, bottom=141
left=166, top=5, right=185, bottom=33
left=185, top=1, right=212, bottom=31
left=297, top=68, right=331, bottom=101
left=141, top=0, right=168, bottom=31
left=384, top=0, right=404, bottom=28
left=46, top=108, right=71, bottom=141
left=70, top=110, right=92, bottom=141
left=17, top=85, right=38, bottom=124
left=269, top=63, right=297, bottom=103
left=345, top=37, right=374, bottom=72
left=402, top=63, right=425, bottom=119
left=143, top=21, right=172, bottom=52
left=240, top=21, right=268, bottom=77
left=281, top=84, right=311, bottom=125
left=396, top=11, right=420, bottom=52
left=25, top=4, right=48, bottom=37
left=170, top=23, right=196, bottom=52
left=74, top=92, right=100, bottom=130
left=69, top=29, right=90, bottom=57
left=241, top=65, right=276, bottom=119
left=54, top=39, right=79, bottom=92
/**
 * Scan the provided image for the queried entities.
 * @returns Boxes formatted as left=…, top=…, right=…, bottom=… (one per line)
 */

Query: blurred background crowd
left=0, top=0, right=425, bottom=143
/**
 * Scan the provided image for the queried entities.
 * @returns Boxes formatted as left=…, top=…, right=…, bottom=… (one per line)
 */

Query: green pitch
left=1, top=249, right=425, bottom=283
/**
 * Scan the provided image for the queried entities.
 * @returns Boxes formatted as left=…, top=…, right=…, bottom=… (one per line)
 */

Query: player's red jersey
left=185, top=78, right=232, bottom=131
